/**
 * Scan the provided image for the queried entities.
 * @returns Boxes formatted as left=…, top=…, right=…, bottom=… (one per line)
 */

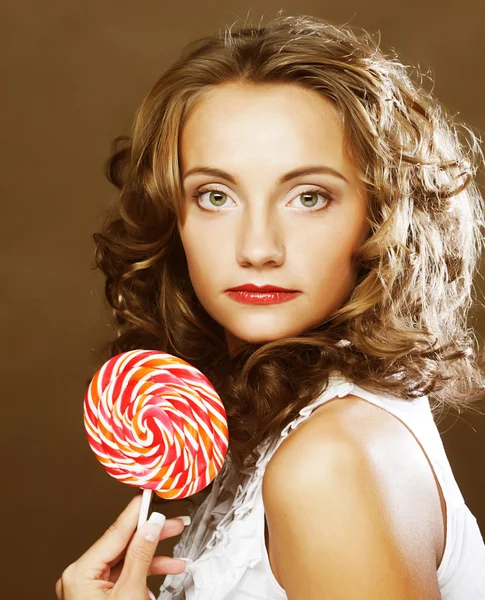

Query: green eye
left=208, top=191, right=227, bottom=206
left=299, top=192, right=319, bottom=207
left=192, top=186, right=332, bottom=212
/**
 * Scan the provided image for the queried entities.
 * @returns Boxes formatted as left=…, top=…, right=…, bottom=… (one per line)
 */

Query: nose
left=235, top=207, right=285, bottom=269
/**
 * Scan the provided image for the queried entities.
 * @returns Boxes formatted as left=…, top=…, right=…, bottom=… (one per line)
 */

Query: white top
left=157, top=374, right=485, bottom=599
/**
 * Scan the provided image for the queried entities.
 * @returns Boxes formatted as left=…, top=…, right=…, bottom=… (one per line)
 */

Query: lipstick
left=225, top=284, right=301, bottom=305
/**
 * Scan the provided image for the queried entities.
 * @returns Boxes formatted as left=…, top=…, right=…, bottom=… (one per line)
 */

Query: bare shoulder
left=262, top=394, right=444, bottom=599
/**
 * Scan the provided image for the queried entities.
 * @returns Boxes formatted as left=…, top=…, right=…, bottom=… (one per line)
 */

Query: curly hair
left=91, top=13, right=485, bottom=494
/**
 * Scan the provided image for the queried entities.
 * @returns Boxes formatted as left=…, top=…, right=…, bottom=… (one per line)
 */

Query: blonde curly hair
left=92, top=13, right=485, bottom=482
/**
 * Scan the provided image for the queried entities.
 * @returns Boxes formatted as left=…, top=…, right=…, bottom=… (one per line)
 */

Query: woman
left=57, top=13, right=485, bottom=599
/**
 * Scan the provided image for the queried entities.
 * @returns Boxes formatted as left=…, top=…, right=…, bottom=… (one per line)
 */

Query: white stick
left=137, top=488, right=153, bottom=530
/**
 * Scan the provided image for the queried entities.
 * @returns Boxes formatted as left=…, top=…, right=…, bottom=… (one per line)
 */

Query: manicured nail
left=179, top=557, right=193, bottom=571
left=142, top=512, right=166, bottom=541
left=176, top=515, right=191, bottom=526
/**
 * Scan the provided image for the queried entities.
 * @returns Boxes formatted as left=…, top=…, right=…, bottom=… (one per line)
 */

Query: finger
left=146, top=555, right=188, bottom=576
left=153, top=517, right=186, bottom=540
left=116, top=512, right=166, bottom=591
left=111, top=516, right=186, bottom=566
left=105, top=516, right=187, bottom=584
left=75, top=494, right=143, bottom=573
left=110, top=552, right=188, bottom=584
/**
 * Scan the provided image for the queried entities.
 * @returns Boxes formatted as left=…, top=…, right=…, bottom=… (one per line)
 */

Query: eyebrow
left=182, top=165, right=350, bottom=185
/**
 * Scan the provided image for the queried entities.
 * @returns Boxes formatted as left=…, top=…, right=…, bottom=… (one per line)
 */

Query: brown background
left=2, top=1, right=484, bottom=598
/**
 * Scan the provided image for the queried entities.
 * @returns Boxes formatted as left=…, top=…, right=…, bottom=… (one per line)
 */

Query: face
left=178, top=82, right=369, bottom=355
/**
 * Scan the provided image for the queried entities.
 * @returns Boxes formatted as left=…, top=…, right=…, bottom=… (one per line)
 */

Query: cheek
left=179, top=227, right=218, bottom=291
left=306, top=238, right=357, bottom=299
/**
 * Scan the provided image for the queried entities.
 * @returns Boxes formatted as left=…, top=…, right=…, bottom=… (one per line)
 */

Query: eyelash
left=191, top=185, right=334, bottom=212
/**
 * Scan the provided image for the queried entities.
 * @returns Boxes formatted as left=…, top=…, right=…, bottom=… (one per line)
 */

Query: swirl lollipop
left=83, top=349, right=229, bottom=528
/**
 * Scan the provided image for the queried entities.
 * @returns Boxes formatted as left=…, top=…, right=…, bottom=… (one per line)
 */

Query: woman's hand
left=56, top=494, right=189, bottom=600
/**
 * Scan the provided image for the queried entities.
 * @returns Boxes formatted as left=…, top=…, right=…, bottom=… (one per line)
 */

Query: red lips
left=226, top=284, right=297, bottom=292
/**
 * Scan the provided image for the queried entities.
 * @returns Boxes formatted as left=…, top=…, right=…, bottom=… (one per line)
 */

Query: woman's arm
left=262, top=398, right=442, bottom=600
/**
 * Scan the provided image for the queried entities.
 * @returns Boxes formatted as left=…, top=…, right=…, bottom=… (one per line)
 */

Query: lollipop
left=83, top=349, right=229, bottom=528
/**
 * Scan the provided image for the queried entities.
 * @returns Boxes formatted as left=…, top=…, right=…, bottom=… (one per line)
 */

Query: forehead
left=180, top=83, right=349, bottom=172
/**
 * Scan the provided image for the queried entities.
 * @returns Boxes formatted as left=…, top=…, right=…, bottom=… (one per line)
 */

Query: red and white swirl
left=83, top=350, right=229, bottom=499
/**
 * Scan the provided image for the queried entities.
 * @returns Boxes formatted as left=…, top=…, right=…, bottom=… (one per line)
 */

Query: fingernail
left=176, top=515, right=191, bottom=526
left=179, top=557, right=193, bottom=572
left=142, top=512, right=166, bottom=542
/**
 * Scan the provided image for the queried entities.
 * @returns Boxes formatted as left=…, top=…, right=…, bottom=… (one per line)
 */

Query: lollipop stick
left=137, top=488, right=153, bottom=530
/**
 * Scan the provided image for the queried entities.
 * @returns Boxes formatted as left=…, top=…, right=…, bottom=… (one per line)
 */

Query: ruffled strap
left=157, top=464, right=235, bottom=599
left=184, top=471, right=270, bottom=599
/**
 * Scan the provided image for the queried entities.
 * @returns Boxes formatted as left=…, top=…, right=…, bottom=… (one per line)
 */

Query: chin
left=230, top=327, right=302, bottom=345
